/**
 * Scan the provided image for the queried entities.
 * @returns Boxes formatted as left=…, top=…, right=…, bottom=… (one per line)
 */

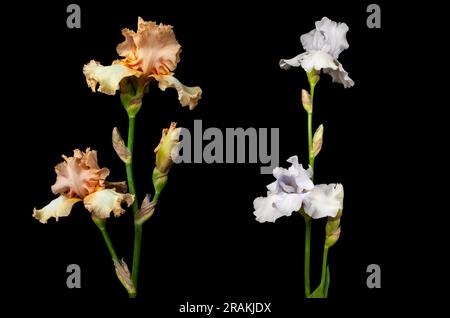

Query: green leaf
left=307, top=267, right=331, bottom=298
left=324, top=266, right=330, bottom=298
left=308, top=285, right=324, bottom=298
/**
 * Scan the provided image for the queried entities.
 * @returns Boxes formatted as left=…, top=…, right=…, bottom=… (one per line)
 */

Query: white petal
left=299, top=50, right=337, bottom=73
left=286, top=155, right=299, bottom=165
left=273, top=192, right=305, bottom=215
left=287, top=157, right=314, bottom=191
left=314, top=17, right=349, bottom=59
left=33, top=195, right=81, bottom=224
left=303, top=183, right=344, bottom=219
left=83, top=60, right=141, bottom=95
left=294, top=173, right=314, bottom=192
left=267, top=180, right=279, bottom=193
left=83, top=189, right=134, bottom=218
left=151, top=74, right=202, bottom=110
left=272, top=167, right=287, bottom=179
left=279, top=53, right=303, bottom=70
left=300, top=29, right=326, bottom=53
left=253, top=194, right=286, bottom=223
left=323, top=60, right=355, bottom=88
left=301, top=17, right=349, bottom=59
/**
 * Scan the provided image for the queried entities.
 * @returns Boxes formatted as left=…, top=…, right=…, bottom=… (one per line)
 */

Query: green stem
left=303, top=80, right=316, bottom=297
left=96, top=223, right=119, bottom=262
left=304, top=218, right=311, bottom=297
left=131, top=223, right=142, bottom=291
left=308, top=83, right=316, bottom=171
left=320, top=246, right=329, bottom=287
left=125, top=114, right=143, bottom=296
left=126, top=115, right=139, bottom=215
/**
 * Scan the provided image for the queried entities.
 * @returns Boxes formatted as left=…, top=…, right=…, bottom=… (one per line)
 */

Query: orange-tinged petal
left=33, top=195, right=81, bottom=224
left=84, top=189, right=134, bottom=218
left=83, top=60, right=141, bottom=95
left=151, top=74, right=202, bottom=110
left=117, top=17, right=181, bottom=76
left=51, top=148, right=110, bottom=199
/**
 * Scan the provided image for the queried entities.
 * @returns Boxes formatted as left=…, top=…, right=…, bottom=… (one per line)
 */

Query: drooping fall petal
left=83, top=189, right=134, bottom=218
left=303, top=183, right=344, bottom=219
left=323, top=60, right=354, bottom=88
left=152, top=74, right=202, bottom=110
left=253, top=193, right=287, bottom=223
left=83, top=60, right=141, bottom=95
left=33, top=195, right=81, bottom=224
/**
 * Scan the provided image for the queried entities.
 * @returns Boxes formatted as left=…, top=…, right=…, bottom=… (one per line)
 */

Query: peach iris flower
left=83, top=17, right=202, bottom=110
left=33, top=149, right=134, bottom=224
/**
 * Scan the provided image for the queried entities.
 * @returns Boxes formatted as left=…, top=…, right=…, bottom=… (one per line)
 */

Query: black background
left=3, top=0, right=420, bottom=313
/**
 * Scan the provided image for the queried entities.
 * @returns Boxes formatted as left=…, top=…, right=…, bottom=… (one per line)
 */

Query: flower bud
left=154, top=122, right=181, bottom=175
left=135, top=194, right=157, bottom=225
left=113, top=259, right=136, bottom=296
left=112, top=127, right=131, bottom=163
left=312, top=124, right=324, bottom=158
left=301, top=89, right=312, bottom=113
left=325, top=227, right=341, bottom=248
left=325, top=217, right=340, bottom=237
left=152, top=167, right=168, bottom=198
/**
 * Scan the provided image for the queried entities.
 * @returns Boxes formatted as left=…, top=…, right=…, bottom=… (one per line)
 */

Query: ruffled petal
left=267, top=156, right=313, bottom=194
left=83, top=189, right=134, bottom=218
left=253, top=193, right=286, bottom=223
left=83, top=60, right=141, bottom=95
left=33, top=195, right=81, bottom=224
left=117, top=17, right=181, bottom=76
left=313, top=17, right=349, bottom=59
left=273, top=192, right=305, bottom=215
left=301, top=17, right=349, bottom=59
left=279, top=53, right=304, bottom=70
left=152, top=74, right=202, bottom=110
left=51, top=148, right=110, bottom=199
left=323, top=60, right=355, bottom=88
left=303, top=183, right=344, bottom=219
left=299, top=50, right=337, bottom=73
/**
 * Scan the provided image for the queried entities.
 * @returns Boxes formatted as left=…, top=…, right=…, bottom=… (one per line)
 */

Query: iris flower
left=280, top=17, right=354, bottom=88
left=33, top=149, right=134, bottom=224
left=83, top=17, right=202, bottom=109
left=253, top=156, right=343, bottom=222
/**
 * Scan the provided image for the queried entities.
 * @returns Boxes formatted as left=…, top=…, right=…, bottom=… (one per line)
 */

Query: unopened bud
left=301, top=89, right=312, bottom=113
left=152, top=167, right=168, bottom=198
left=312, top=124, right=324, bottom=158
left=154, top=122, right=181, bottom=175
left=113, top=259, right=136, bottom=296
left=326, top=218, right=340, bottom=237
left=325, top=227, right=341, bottom=248
left=135, top=194, right=157, bottom=225
left=112, top=127, right=131, bottom=163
